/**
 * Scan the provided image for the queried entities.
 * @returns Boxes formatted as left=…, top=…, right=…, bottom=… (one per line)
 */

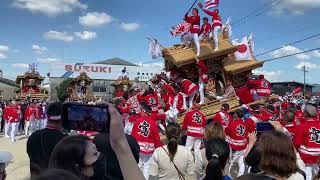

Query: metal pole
left=303, top=65, right=306, bottom=100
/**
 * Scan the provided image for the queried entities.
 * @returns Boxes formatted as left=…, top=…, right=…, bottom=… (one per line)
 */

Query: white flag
left=147, top=37, right=163, bottom=59
left=232, top=36, right=251, bottom=60
left=248, top=33, right=255, bottom=54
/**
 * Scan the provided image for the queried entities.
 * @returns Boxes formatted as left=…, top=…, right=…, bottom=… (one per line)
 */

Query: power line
left=232, top=0, right=281, bottom=27
left=256, top=32, right=320, bottom=57
left=262, top=47, right=320, bottom=62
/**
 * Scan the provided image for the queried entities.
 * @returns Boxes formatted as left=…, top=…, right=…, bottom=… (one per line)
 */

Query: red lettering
left=83, top=66, right=90, bottom=72
left=99, top=67, right=108, bottom=73
left=65, top=65, right=72, bottom=71
left=91, top=66, right=98, bottom=72
left=74, top=65, right=81, bottom=72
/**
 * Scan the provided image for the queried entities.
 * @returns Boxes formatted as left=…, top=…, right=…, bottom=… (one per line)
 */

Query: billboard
left=50, top=63, right=163, bottom=81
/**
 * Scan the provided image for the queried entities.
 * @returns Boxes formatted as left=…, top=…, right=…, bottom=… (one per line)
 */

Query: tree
left=56, top=78, right=72, bottom=102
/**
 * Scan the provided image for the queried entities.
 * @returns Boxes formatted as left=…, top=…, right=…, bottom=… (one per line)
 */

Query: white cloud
left=269, top=45, right=311, bottom=60
left=74, top=31, right=97, bottom=40
left=12, top=0, right=87, bottom=16
left=12, top=63, right=29, bottom=68
left=79, top=12, right=113, bottom=27
left=0, top=45, right=10, bottom=59
left=294, top=62, right=320, bottom=70
left=37, top=57, right=64, bottom=64
left=269, top=0, right=320, bottom=16
left=252, top=69, right=283, bottom=82
left=120, top=22, right=140, bottom=31
left=43, top=30, right=74, bottom=42
left=32, top=44, right=48, bottom=54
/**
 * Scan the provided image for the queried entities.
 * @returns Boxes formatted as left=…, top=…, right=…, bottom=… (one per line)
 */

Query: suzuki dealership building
left=49, top=58, right=163, bottom=100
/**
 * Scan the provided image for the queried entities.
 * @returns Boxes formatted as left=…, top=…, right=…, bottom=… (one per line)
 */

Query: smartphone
left=256, top=122, right=274, bottom=132
left=62, top=103, right=110, bottom=133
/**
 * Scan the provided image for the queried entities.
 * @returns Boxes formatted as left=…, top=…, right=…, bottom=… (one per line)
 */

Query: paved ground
left=0, top=133, right=30, bottom=180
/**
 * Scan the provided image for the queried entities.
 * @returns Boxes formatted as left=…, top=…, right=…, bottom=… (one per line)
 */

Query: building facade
left=0, top=70, right=18, bottom=100
left=270, top=81, right=313, bottom=96
left=49, top=58, right=163, bottom=100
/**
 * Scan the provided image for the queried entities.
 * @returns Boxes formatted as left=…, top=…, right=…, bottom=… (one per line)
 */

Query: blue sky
left=1, top=0, right=320, bottom=83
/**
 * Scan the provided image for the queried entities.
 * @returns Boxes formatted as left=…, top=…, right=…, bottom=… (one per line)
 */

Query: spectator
left=92, top=133, right=140, bottom=180
left=149, top=123, right=195, bottom=180
left=0, top=151, right=13, bottom=180
left=239, top=130, right=303, bottom=180
left=195, top=122, right=228, bottom=179
left=203, top=139, right=232, bottom=180
left=205, top=122, right=226, bottom=141
left=49, top=135, right=103, bottom=179
left=27, top=102, right=66, bottom=177
left=31, top=169, right=79, bottom=180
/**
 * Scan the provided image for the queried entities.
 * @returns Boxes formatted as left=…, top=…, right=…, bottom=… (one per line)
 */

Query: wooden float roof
left=223, top=57, right=264, bottom=75
left=162, top=34, right=237, bottom=68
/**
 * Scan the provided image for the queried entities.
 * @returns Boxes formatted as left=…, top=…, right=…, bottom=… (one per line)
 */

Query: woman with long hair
left=149, top=123, right=195, bottom=180
left=49, top=135, right=104, bottom=180
left=196, top=122, right=228, bottom=179
left=204, top=138, right=232, bottom=180
left=238, top=130, right=302, bottom=180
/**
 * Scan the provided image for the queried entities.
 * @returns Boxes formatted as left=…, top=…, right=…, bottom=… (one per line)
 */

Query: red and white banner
left=232, top=36, right=251, bottom=60
left=170, top=21, right=190, bottom=37
left=204, top=0, right=219, bottom=9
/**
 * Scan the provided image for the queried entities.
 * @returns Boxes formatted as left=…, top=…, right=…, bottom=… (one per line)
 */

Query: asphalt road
left=0, top=133, right=30, bottom=180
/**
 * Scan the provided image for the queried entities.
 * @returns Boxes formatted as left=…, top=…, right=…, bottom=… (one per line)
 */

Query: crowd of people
left=0, top=100, right=47, bottom=143
left=1, top=85, right=320, bottom=180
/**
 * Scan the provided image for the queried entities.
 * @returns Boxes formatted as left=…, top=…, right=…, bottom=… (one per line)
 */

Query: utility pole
left=303, top=65, right=307, bottom=100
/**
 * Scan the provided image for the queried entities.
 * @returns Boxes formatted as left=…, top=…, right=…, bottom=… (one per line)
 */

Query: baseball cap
left=0, top=151, right=13, bottom=167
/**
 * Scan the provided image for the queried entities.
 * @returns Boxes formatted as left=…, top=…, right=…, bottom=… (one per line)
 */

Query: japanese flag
left=232, top=36, right=251, bottom=60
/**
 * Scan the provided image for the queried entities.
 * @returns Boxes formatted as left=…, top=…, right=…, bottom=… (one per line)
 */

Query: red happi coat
left=3, top=106, right=19, bottom=123
left=24, top=106, right=36, bottom=122
left=200, top=22, right=211, bottom=37
left=182, top=110, right=207, bottom=138
left=182, top=79, right=198, bottom=96
left=225, top=119, right=248, bottom=151
left=197, top=60, right=209, bottom=83
left=131, top=116, right=162, bottom=154
left=184, top=14, right=201, bottom=34
left=248, top=79, right=271, bottom=97
left=294, top=118, right=320, bottom=164
left=212, top=111, right=232, bottom=128
left=138, top=93, right=161, bottom=114
left=203, top=9, right=222, bottom=28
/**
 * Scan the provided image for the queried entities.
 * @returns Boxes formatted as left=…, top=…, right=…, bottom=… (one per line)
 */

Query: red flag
left=292, top=87, right=302, bottom=95
left=205, top=0, right=219, bottom=9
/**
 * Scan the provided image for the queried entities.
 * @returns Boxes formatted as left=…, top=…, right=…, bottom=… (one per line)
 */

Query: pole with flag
left=204, top=0, right=219, bottom=9
left=186, top=0, right=199, bottom=15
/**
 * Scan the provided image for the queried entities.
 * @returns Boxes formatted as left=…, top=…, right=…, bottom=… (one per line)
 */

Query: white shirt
left=149, top=145, right=195, bottom=180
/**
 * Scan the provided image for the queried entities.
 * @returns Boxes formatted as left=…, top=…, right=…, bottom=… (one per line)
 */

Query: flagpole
left=186, top=0, right=198, bottom=15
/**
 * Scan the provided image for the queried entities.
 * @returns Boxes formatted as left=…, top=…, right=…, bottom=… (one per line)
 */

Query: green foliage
left=56, top=78, right=72, bottom=102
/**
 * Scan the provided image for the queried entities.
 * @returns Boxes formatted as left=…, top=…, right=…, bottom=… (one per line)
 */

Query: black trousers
left=0, top=116, right=4, bottom=132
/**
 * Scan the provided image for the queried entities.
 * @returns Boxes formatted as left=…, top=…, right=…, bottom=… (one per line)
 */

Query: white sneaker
left=5, top=135, right=10, bottom=138
left=214, top=47, right=219, bottom=51
left=11, top=139, right=15, bottom=143
left=183, top=46, right=189, bottom=50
